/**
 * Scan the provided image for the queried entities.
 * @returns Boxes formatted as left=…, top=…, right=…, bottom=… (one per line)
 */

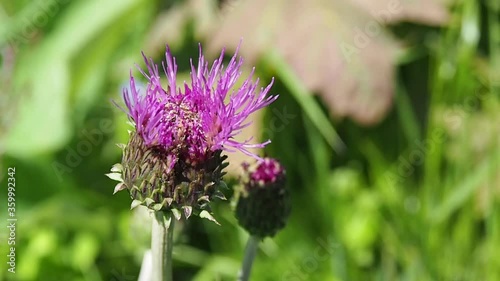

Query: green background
left=1, top=0, right=500, bottom=280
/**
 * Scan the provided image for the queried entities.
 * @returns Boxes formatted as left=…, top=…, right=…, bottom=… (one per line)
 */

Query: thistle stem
left=238, top=235, right=259, bottom=281
left=152, top=211, right=174, bottom=281
left=138, top=249, right=152, bottom=281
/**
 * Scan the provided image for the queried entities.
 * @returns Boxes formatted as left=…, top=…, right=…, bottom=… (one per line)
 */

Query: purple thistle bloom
left=123, top=44, right=278, bottom=167
left=245, top=157, right=285, bottom=186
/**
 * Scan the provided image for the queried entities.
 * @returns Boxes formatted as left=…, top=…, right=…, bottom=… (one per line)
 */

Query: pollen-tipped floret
left=236, top=158, right=291, bottom=237
left=108, top=44, right=277, bottom=222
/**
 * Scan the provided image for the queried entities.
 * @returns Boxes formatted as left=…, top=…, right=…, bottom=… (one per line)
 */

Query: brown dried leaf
left=349, top=0, right=449, bottom=25
left=209, top=0, right=449, bottom=124
left=144, top=0, right=218, bottom=54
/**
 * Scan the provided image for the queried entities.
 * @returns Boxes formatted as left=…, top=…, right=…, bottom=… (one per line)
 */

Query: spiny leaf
left=197, top=195, right=210, bottom=203
left=113, top=183, right=126, bottom=194
left=182, top=206, right=193, bottom=219
left=144, top=198, right=155, bottom=207
left=218, top=181, right=229, bottom=190
left=200, top=210, right=220, bottom=225
left=171, top=208, right=182, bottom=220
left=165, top=198, right=173, bottom=206
left=116, top=143, right=126, bottom=150
left=111, top=163, right=123, bottom=172
left=214, top=190, right=227, bottom=200
left=130, top=199, right=142, bottom=210
left=204, top=182, right=215, bottom=191
left=105, top=172, right=123, bottom=182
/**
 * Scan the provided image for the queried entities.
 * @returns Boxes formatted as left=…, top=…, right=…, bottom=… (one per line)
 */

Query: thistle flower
left=236, top=158, right=291, bottom=238
left=107, top=44, right=277, bottom=222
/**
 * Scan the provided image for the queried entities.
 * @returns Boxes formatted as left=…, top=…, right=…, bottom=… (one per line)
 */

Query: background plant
left=1, top=0, right=499, bottom=280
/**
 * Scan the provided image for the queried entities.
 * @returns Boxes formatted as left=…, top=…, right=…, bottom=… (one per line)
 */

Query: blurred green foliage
left=1, top=0, right=500, bottom=280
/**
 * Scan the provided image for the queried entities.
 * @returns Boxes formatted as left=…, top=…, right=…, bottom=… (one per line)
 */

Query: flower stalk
left=238, top=235, right=259, bottom=281
left=235, top=158, right=291, bottom=280
left=151, top=211, right=174, bottom=281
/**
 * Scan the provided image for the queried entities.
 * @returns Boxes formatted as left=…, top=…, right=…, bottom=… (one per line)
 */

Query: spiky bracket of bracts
left=107, top=133, right=228, bottom=224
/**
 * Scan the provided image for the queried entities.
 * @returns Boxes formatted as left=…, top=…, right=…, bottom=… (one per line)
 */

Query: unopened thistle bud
left=236, top=158, right=291, bottom=237
left=107, top=44, right=278, bottom=223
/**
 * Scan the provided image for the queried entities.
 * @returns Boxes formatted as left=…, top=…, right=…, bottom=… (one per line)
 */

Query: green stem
left=238, top=236, right=259, bottom=281
left=152, top=211, right=174, bottom=281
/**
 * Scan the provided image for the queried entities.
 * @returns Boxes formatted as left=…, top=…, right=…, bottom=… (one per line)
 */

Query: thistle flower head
left=108, top=44, right=277, bottom=222
left=236, top=158, right=291, bottom=238
left=124, top=44, right=277, bottom=165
